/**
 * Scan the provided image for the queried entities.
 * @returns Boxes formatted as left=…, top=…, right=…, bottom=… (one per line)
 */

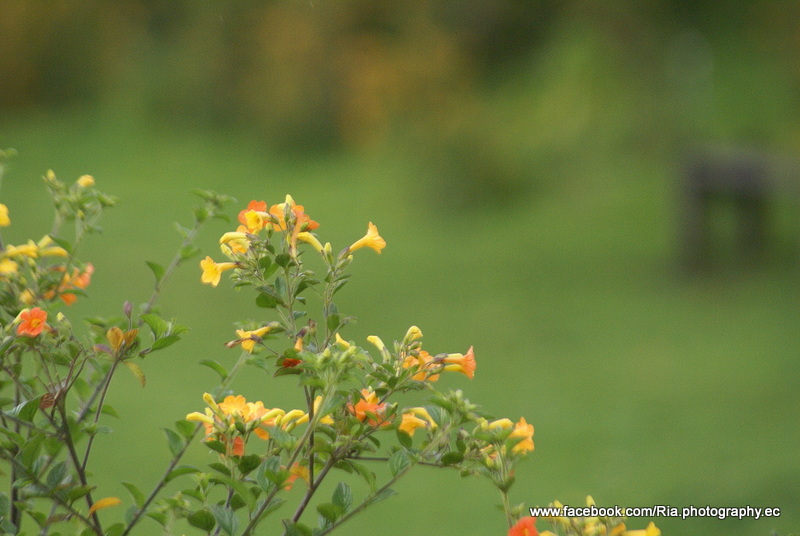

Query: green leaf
left=370, top=487, right=397, bottom=505
left=349, top=462, right=377, bottom=492
left=274, top=253, right=291, bottom=268
left=200, top=360, right=228, bottom=380
left=122, top=482, right=145, bottom=508
left=0, top=492, right=10, bottom=516
left=188, top=508, right=216, bottom=532
left=140, top=314, right=168, bottom=339
left=396, top=429, right=412, bottom=449
left=66, top=485, right=95, bottom=501
left=106, top=523, right=126, bottom=536
left=165, top=465, right=200, bottom=484
left=282, top=519, right=312, bottom=536
left=209, top=462, right=231, bottom=476
left=205, top=440, right=227, bottom=455
left=151, top=334, right=181, bottom=351
left=316, top=502, right=343, bottom=524
left=46, top=461, right=68, bottom=489
left=9, top=397, right=41, bottom=423
left=0, top=424, right=24, bottom=446
left=255, top=293, right=278, bottom=309
left=147, top=511, right=168, bottom=526
left=179, top=244, right=201, bottom=262
left=163, top=428, right=185, bottom=457
left=145, top=261, right=165, bottom=283
left=101, top=404, right=120, bottom=419
left=237, top=454, right=261, bottom=476
left=331, top=482, right=352, bottom=512
left=174, top=419, right=196, bottom=439
left=210, top=504, right=238, bottom=536
left=388, top=450, right=410, bottom=477
left=440, top=452, right=464, bottom=466
left=18, top=432, right=45, bottom=468
left=125, top=361, right=146, bottom=387
left=326, top=314, right=340, bottom=333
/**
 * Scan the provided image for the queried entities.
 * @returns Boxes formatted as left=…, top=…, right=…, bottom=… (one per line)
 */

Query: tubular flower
left=4, top=242, right=39, bottom=258
left=509, top=417, right=534, bottom=454
left=442, top=346, right=476, bottom=379
left=36, top=236, right=68, bottom=257
left=508, top=516, right=538, bottom=536
left=200, top=256, right=237, bottom=287
left=0, top=203, right=9, bottom=226
left=349, top=388, right=389, bottom=427
left=402, top=350, right=439, bottom=382
left=220, top=227, right=251, bottom=256
left=16, top=307, right=48, bottom=337
left=296, top=231, right=324, bottom=253
left=398, top=407, right=437, bottom=437
left=348, top=222, right=385, bottom=254
left=238, top=200, right=267, bottom=226
left=234, top=325, right=274, bottom=353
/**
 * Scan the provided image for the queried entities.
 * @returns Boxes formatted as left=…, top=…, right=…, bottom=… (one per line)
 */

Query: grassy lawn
left=1, top=104, right=798, bottom=535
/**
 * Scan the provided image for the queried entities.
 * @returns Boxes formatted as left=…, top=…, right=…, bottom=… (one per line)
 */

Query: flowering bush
left=0, top=150, right=659, bottom=535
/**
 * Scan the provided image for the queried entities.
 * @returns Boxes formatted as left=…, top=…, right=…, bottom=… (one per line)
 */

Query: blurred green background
left=2, top=2, right=800, bottom=535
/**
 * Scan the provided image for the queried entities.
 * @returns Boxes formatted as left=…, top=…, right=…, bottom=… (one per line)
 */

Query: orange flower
left=349, top=388, right=389, bottom=427
left=17, top=307, right=48, bottom=337
left=230, top=436, right=245, bottom=457
left=508, top=516, right=538, bottom=536
left=238, top=200, right=267, bottom=226
left=402, top=350, right=439, bottom=382
left=60, top=264, right=94, bottom=305
left=509, top=417, right=534, bottom=454
left=268, top=195, right=320, bottom=233
left=442, top=346, right=476, bottom=379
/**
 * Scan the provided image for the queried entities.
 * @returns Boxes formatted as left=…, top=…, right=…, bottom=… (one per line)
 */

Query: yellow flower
left=243, top=210, right=269, bottom=233
left=349, top=222, right=385, bottom=254
left=404, top=325, right=423, bottom=342
left=235, top=325, right=273, bottom=353
left=219, top=227, right=251, bottom=256
left=509, top=417, right=534, bottom=454
left=334, top=332, right=350, bottom=349
left=398, top=407, right=437, bottom=436
left=200, top=256, right=236, bottom=287
left=0, top=258, right=18, bottom=276
left=296, top=231, right=324, bottom=253
left=76, top=175, right=95, bottom=188
left=37, top=236, right=68, bottom=257
left=367, top=335, right=391, bottom=361
left=0, top=203, right=9, bottom=226
left=186, top=411, right=214, bottom=424
left=4, top=242, right=39, bottom=258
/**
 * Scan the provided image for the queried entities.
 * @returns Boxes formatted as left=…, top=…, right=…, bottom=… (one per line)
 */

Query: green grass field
left=2, top=103, right=799, bottom=535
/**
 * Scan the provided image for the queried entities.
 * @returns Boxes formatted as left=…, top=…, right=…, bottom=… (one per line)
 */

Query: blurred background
left=2, top=1, right=800, bottom=534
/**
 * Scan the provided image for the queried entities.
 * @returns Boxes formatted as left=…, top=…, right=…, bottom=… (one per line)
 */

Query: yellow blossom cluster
left=186, top=393, right=331, bottom=457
